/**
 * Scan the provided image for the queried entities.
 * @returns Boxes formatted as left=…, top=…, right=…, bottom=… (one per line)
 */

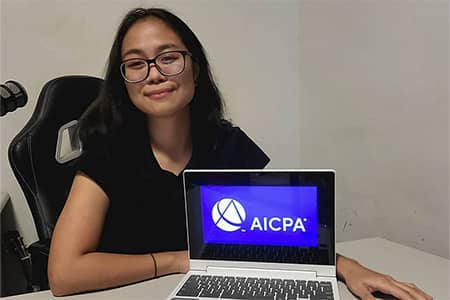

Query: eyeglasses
left=120, top=50, right=192, bottom=83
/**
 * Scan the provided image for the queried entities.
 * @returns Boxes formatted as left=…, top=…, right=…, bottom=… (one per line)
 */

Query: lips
left=144, top=87, right=174, bottom=99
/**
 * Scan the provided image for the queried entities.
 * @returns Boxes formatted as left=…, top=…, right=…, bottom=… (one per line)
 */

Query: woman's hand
left=337, top=255, right=433, bottom=300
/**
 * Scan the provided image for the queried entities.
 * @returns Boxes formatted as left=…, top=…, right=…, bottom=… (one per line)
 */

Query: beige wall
left=1, top=0, right=448, bottom=258
left=297, top=0, right=449, bottom=258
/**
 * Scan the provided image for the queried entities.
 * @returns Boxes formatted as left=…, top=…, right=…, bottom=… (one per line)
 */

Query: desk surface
left=3, top=237, right=449, bottom=300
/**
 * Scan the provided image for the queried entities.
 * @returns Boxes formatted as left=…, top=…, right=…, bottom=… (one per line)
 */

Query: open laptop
left=166, top=169, right=340, bottom=300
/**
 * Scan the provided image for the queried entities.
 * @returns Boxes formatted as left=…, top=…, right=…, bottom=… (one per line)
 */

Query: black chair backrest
left=8, top=75, right=103, bottom=241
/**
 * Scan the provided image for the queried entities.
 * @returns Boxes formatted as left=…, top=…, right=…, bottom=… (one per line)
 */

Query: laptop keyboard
left=174, top=274, right=335, bottom=300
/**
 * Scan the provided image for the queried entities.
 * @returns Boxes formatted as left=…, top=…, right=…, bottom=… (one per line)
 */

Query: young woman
left=48, top=7, right=432, bottom=300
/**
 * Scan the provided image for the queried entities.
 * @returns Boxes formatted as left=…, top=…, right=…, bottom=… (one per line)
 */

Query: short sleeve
left=75, top=142, right=114, bottom=198
left=213, top=125, right=271, bottom=169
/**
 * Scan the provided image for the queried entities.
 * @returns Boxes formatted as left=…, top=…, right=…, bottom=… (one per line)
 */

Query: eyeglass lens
left=122, top=51, right=185, bottom=82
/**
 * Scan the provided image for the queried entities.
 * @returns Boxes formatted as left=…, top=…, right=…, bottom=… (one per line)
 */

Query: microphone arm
left=1, top=80, right=28, bottom=117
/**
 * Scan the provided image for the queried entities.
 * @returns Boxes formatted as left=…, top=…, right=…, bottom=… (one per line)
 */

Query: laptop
left=166, top=169, right=340, bottom=300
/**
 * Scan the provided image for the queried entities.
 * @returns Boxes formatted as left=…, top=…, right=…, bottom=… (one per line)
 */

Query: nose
left=146, top=63, right=166, bottom=83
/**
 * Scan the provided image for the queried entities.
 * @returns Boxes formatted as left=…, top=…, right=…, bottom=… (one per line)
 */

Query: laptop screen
left=183, top=170, right=335, bottom=266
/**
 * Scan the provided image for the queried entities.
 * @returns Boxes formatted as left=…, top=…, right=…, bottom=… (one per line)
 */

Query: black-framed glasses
left=120, top=50, right=192, bottom=83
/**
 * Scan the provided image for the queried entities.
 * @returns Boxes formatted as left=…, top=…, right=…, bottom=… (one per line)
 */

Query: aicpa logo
left=211, top=198, right=307, bottom=233
left=212, top=198, right=246, bottom=232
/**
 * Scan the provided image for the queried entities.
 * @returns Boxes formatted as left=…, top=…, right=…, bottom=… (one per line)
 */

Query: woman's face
left=121, top=17, right=196, bottom=119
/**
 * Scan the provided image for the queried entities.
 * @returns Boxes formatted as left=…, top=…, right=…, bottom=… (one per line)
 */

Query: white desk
left=336, top=237, right=449, bottom=300
left=2, top=237, right=448, bottom=300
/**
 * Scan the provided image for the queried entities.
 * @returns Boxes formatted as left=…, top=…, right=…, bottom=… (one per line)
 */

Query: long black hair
left=79, top=7, right=227, bottom=146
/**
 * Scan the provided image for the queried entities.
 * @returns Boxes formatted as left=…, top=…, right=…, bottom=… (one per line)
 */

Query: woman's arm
left=48, top=172, right=189, bottom=296
left=337, top=254, right=432, bottom=300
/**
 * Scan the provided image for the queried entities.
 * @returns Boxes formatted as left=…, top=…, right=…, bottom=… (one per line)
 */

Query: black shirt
left=76, top=123, right=270, bottom=254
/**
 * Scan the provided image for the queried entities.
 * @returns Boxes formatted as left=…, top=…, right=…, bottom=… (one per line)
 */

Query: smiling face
left=121, top=17, right=196, bottom=119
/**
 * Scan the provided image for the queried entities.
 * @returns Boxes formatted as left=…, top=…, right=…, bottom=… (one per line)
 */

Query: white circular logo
left=212, top=198, right=246, bottom=232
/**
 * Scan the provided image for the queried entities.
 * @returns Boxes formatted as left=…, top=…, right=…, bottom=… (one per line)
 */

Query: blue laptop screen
left=200, top=185, right=318, bottom=247
left=183, top=170, right=335, bottom=265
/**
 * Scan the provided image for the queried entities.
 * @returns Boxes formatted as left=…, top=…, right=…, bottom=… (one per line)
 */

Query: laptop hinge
left=205, top=266, right=317, bottom=280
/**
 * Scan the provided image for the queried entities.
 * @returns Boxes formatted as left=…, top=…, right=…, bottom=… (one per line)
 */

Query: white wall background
left=1, top=0, right=448, bottom=259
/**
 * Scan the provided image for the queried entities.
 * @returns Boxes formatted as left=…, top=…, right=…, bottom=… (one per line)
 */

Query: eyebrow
left=122, top=43, right=181, bottom=59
